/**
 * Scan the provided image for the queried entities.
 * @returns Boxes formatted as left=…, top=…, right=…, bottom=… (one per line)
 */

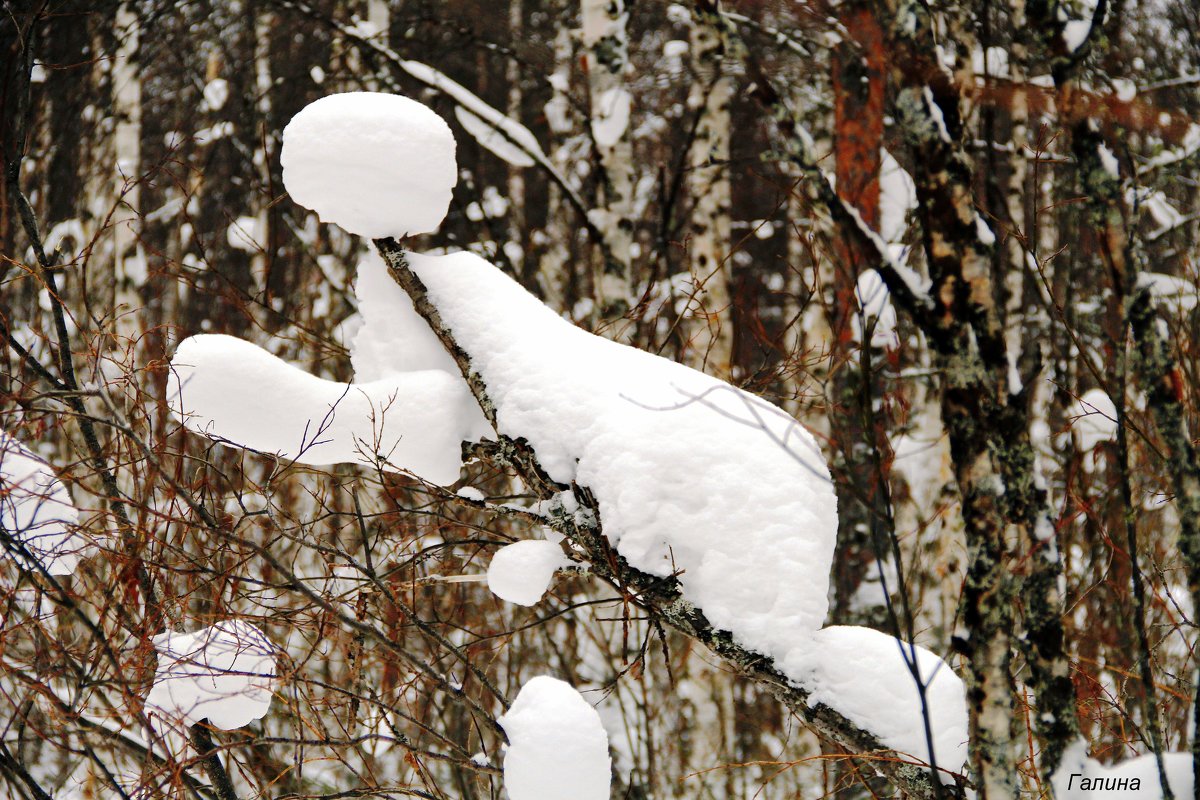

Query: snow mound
left=281, top=92, right=457, bottom=239
left=407, top=249, right=838, bottom=648
left=0, top=431, right=94, bottom=576
left=1052, top=740, right=1193, bottom=799
left=169, top=331, right=487, bottom=485
left=789, top=626, right=968, bottom=777
left=487, top=540, right=569, bottom=606
left=498, top=676, right=610, bottom=800
left=144, top=620, right=277, bottom=730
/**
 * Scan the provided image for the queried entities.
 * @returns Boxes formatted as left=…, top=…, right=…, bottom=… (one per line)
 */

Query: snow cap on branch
left=281, top=92, right=457, bottom=238
left=168, top=330, right=484, bottom=485
left=498, top=676, right=611, bottom=800
left=791, top=626, right=968, bottom=777
left=0, top=431, right=95, bottom=576
left=144, top=620, right=277, bottom=730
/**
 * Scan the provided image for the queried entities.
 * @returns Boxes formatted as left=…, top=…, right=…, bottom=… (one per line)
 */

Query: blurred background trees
left=2, top=0, right=1200, bottom=797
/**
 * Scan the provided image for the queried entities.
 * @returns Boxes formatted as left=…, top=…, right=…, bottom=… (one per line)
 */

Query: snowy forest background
left=3, top=0, right=1200, bottom=798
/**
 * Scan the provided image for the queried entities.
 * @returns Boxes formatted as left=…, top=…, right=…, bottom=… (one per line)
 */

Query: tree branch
left=371, top=236, right=967, bottom=799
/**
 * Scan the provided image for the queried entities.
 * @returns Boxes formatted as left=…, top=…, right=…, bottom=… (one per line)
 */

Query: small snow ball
left=281, top=92, right=457, bottom=239
left=498, top=676, right=611, bottom=800
left=486, top=540, right=569, bottom=606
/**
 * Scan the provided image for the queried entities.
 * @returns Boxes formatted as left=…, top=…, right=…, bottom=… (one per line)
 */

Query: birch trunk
left=581, top=0, right=633, bottom=316
left=540, top=3, right=580, bottom=310
left=111, top=2, right=143, bottom=345
left=506, top=0, right=528, bottom=283
left=684, top=1, right=733, bottom=377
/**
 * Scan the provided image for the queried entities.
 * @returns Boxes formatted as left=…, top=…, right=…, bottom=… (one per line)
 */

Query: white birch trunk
left=581, top=0, right=633, bottom=314
left=112, top=2, right=143, bottom=344
left=506, top=0, right=527, bottom=273
left=539, top=16, right=579, bottom=310
left=251, top=8, right=274, bottom=293
left=685, top=7, right=733, bottom=377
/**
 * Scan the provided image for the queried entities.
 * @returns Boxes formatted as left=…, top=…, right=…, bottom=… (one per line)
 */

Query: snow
left=663, top=39, right=688, bottom=58
left=399, top=60, right=546, bottom=165
left=1063, top=0, right=1099, bottom=51
left=1070, top=388, right=1118, bottom=452
left=170, top=93, right=970, bottom=773
left=405, top=248, right=837, bottom=647
left=350, top=250, right=469, bottom=379
left=281, top=92, right=457, bottom=239
left=974, top=215, right=997, bottom=246
left=202, top=78, right=229, bottom=112
left=226, top=215, right=263, bottom=252
left=1140, top=124, right=1200, bottom=174
left=790, top=626, right=968, bottom=777
left=1052, top=740, right=1193, bottom=799
left=1140, top=189, right=1184, bottom=233
left=879, top=149, right=917, bottom=244
left=455, top=105, right=535, bottom=167
left=168, top=332, right=485, bottom=485
left=923, top=87, right=952, bottom=143
left=1138, top=271, right=1199, bottom=313
left=456, top=486, right=484, bottom=502
left=592, top=87, right=632, bottom=148
left=971, top=45, right=1010, bottom=77
left=144, top=620, right=277, bottom=730
left=854, top=270, right=899, bottom=348
left=174, top=243, right=960, bottom=770
left=487, top=540, right=569, bottom=606
left=498, top=676, right=610, bottom=800
left=1097, top=144, right=1120, bottom=177
left=0, top=431, right=94, bottom=576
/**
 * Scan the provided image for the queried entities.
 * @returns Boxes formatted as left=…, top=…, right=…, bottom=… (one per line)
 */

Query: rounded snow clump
left=498, top=676, right=611, bottom=800
left=281, top=92, right=457, bottom=239
left=145, top=620, right=277, bottom=731
left=487, top=540, right=569, bottom=606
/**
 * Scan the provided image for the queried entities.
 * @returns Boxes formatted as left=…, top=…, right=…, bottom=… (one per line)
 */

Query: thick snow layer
left=168, top=333, right=483, bottom=485
left=487, top=540, right=569, bottom=606
left=790, top=626, right=968, bottom=776
left=0, top=431, right=92, bottom=576
left=498, top=676, right=610, bottom=800
left=1052, top=740, right=1193, bottom=799
left=351, top=250, right=469, bottom=380
left=144, top=620, right=276, bottom=729
left=406, top=249, right=838, bottom=647
left=169, top=238, right=962, bottom=767
left=281, top=92, right=457, bottom=239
